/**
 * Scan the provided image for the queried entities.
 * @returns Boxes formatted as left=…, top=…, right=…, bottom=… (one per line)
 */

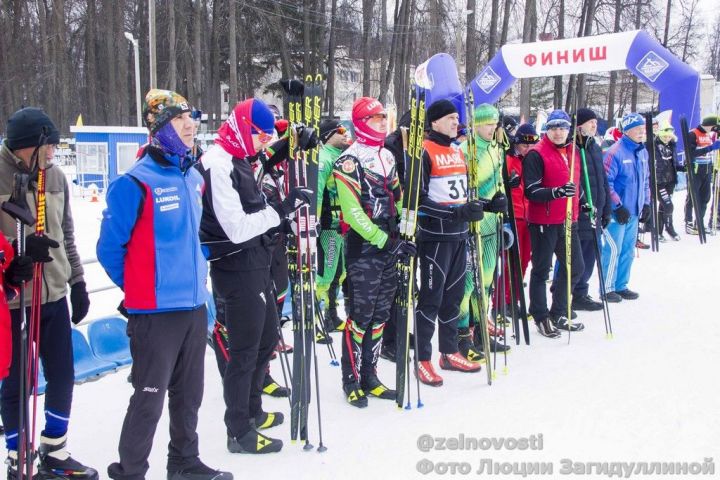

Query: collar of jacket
left=0, top=141, right=56, bottom=176
left=146, top=145, right=198, bottom=172
left=620, top=134, right=645, bottom=152
left=322, top=144, right=343, bottom=157
left=426, top=130, right=453, bottom=146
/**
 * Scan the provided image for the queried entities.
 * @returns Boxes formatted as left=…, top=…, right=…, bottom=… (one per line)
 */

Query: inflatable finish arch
left=468, top=30, right=701, bottom=149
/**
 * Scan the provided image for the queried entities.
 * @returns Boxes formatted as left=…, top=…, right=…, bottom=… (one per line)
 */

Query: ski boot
left=439, top=352, right=481, bottom=373
left=535, top=317, right=561, bottom=338
left=315, top=327, right=333, bottom=345
left=472, top=325, right=511, bottom=353
left=342, top=381, right=368, bottom=408
left=262, top=372, right=290, bottom=398
left=549, top=314, right=584, bottom=332
left=416, top=361, right=443, bottom=387
left=7, top=450, right=39, bottom=480
left=666, top=223, right=680, bottom=241
left=685, top=222, right=699, bottom=235
left=360, top=373, right=395, bottom=400
left=458, top=327, right=485, bottom=364
left=37, top=435, right=99, bottom=479
left=250, top=411, right=284, bottom=430
left=635, top=239, right=650, bottom=249
left=167, top=461, right=233, bottom=480
left=227, top=429, right=282, bottom=454
left=617, top=289, right=639, bottom=300
left=379, top=341, right=396, bottom=362
left=572, top=294, right=603, bottom=312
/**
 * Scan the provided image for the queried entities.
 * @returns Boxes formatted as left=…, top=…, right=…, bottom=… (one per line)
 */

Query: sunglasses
left=329, top=125, right=347, bottom=137
left=363, top=113, right=387, bottom=121
left=243, top=117, right=274, bottom=144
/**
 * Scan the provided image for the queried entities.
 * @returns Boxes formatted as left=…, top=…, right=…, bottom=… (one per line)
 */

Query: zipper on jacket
left=183, top=169, right=199, bottom=308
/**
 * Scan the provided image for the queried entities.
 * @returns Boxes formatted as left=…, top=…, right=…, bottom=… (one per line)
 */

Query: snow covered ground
left=19, top=188, right=720, bottom=479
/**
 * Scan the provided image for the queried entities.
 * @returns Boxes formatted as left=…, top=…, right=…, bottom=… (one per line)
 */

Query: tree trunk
left=607, top=0, right=622, bottom=121
left=500, top=0, right=512, bottom=46
left=488, top=0, right=499, bottom=60
left=663, top=0, right=671, bottom=46
left=193, top=0, right=202, bottom=108
left=575, top=0, right=596, bottom=108
left=168, top=0, right=177, bottom=91
left=228, top=0, right=238, bottom=106
left=630, top=0, right=642, bottom=111
left=362, top=0, right=374, bottom=96
left=303, top=0, right=312, bottom=75
left=85, top=0, right=98, bottom=122
left=378, top=0, right=388, bottom=103
left=466, top=0, right=477, bottom=81
left=519, top=0, right=536, bottom=121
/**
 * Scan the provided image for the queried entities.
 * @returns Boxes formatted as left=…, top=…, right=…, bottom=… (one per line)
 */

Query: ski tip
left=317, top=445, right=328, bottom=453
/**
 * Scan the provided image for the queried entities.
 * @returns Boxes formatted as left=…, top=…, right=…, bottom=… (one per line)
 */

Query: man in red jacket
left=522, top=110, right=585, bottom=338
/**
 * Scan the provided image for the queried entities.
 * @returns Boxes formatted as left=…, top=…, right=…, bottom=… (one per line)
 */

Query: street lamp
left=124, top=32, right=142, bottom=127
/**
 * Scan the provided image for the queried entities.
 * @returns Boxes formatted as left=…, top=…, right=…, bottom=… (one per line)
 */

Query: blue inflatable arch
left=467, top=30, right=701, bottom=150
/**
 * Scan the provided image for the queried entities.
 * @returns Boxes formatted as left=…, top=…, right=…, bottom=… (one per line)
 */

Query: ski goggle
left=244, top=117, right=274, bottom=144
left=516, top=133, right=539, bottom=144
left=363, top=113, right=387, bottom=121
left=329, top=125, right=347, bottom=136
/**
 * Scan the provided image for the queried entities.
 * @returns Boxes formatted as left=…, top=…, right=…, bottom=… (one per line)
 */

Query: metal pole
left=149, top=0, right=157, bottom=88
left=133, top=40, right=141, bottom=126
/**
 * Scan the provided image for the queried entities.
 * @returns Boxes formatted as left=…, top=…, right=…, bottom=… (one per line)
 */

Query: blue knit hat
left=621, top=113, right=645, bottom=132
left=249, top=99, right=276, bottom=135
left=545, top=109, right=571, bottom=129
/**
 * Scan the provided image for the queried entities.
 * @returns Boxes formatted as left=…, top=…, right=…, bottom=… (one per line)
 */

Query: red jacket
left=526, top=136, right=581, bottom=225
left=506, top=152, right=528, bottom=221
left=0, top=234, right=16, bottom=380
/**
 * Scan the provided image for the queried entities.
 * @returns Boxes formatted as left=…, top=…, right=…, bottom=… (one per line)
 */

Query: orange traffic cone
left=89, top=183, right=99, bottom=202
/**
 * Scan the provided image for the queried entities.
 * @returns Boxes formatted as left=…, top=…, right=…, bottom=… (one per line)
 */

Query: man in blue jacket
left=601, top=113, right=650, bottom=303
left=98, top=89, right=232, bottom=480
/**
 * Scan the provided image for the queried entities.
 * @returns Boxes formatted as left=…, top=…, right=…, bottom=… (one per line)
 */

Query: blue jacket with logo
left=603, top=135, right=650, bottom=217
left=97, top=147, right=208, bottom=314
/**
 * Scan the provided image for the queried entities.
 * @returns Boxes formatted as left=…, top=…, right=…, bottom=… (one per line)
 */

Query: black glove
left=70, top=281, right=90, bottom=324
left=483, top=192, right=508, bottom=214
left=5, top=255, right=33, bottom=287
left=601, top=214, right=611, bottom=229
left=14, top=234, right=60, bottom=263
left=296, top=125, right=319, bottom=151
left=117, top=300, right=129, bottom=319
left=451, top=201, right=484, bottom=222
left=273, top=187, right=313, bottom=217
left=551, top=182, right=576, bottom=199
left=507, top=172, right=521, bottom=189
left=640, top=204, right=651, bottom=223
left=614, top=205, right=630, bottom=225
left=580, top=202, right=593, bottom=214
left=384, top=237, right=417, bottom=259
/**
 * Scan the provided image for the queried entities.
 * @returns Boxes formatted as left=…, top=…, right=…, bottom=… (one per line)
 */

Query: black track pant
left=108, top=307, right=207, bottom=480
left=210, top=262, right=278, bottom=438
left=657, top=182, right=676, bottom=235
left=528, top=223, right=584, bottom=321
left=1, top=299, right=74, bottom=446
left=685, top=167, right=713, bottom=224
left=415, top=240, right=467, bottom=361
left=341, top=248, right=397, bottom=385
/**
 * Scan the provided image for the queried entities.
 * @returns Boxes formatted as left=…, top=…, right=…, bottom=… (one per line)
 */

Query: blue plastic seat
left=72, top=329, right=117, bottom=383
left=87, top=316, right=132, bottom=367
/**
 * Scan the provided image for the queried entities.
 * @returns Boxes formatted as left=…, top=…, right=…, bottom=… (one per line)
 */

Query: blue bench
left=72, top=329, right=117, bottom=383
left=87, top=316, right=132, bottom=367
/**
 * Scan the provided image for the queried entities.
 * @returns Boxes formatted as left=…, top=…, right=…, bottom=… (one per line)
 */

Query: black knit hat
left=319, top=119, right=342, bottom=143
left=426, top=99, right=458, bottom=125
left=5, top=107, right=60, bottom=151
left=576, top=108, right=597, bottom=126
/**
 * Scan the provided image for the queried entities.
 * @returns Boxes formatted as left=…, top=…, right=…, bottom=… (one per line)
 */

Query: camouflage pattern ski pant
left=341, top=249, right=397, bottom=384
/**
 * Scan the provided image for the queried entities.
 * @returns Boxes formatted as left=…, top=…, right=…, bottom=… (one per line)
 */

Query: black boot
left=7, top=451, right=39, bottom=480
left=379, top=341, right=396, bottom=362
left=535, top=318, right=562, bottom=338
left=37, top=435, right=99, bottom=479
left=360, top=373, right=395, bottom=400
left=167, top=461, right=234, bottom=480
left=342, top=381, right=368, bottom=408
left=250, top=411, right=284, bottom=430
left=262, top=372, right=290, bottom=398
left=458, top=327, right=485, bottom=363
left=549, top=314, right=585, bottom=332
left=227, top=429, right=282, bottom=454
left=572, top=294, right=603, bottom=311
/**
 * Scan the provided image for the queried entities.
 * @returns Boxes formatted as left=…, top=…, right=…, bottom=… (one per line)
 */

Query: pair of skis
left=285, top=75, right=327, bottom=452
left=394, top=82, right=425, bottom=410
